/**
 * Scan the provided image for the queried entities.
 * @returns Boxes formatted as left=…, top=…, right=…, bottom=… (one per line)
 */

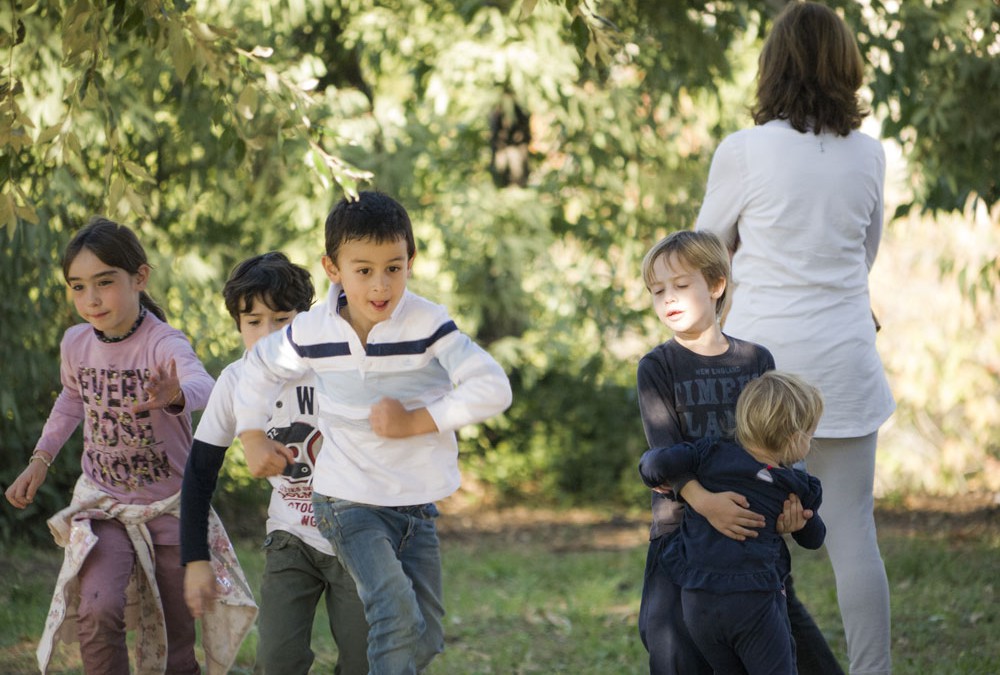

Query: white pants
left=807, top=433, right=892, bottom=675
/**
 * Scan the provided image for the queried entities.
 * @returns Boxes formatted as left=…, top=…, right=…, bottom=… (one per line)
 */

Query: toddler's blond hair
left=736, top=371, right=824, bottom=466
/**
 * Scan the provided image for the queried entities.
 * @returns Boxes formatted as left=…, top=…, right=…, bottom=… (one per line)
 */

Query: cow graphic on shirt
left=266, top=421, right=322, bottom=483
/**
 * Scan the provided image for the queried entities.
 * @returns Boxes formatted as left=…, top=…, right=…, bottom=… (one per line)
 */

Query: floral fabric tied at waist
left=38, top=474, right=257, bottom=675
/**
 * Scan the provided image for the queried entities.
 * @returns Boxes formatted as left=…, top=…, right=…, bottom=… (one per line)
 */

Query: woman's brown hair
left=752, top=1, right=867, bottom=136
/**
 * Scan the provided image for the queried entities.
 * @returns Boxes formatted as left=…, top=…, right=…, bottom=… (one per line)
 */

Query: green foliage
left=851, top=0, right=1000, bottom=213
left=868, top=212, right=1000, bottom=494
left=474, top=357, right=648, bottom=505
left=0, top=221, right=78, bottom=542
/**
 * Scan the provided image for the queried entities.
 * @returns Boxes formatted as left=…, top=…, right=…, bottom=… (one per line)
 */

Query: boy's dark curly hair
left=223, top=252, right=315, bottom=328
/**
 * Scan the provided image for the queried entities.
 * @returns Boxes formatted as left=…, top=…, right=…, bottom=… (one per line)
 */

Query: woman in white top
left=696, top=3, right=894, bottom=674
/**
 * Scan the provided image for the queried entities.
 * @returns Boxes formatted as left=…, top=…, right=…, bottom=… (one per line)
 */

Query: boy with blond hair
left=636, top=230, right=839, bottom=673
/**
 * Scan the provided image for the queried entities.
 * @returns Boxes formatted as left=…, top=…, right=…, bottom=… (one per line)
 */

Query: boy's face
left=239, top=296, right=299, bottom=351
left=647, top=252, right=724, bottom=339
left=321, top=236, right=413, bottom=337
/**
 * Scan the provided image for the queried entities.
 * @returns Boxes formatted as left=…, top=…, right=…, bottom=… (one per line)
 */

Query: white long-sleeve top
left=234, top=285, right=513, bottom=506
left=696, top=119, right=895, bottom=437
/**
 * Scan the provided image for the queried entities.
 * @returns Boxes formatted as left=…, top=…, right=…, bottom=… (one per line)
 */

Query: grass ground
left=1, top=493, right=996, bottom=674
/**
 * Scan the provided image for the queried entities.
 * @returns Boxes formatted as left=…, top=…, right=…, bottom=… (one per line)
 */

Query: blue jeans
left=313, top=496, right=445, bottom=675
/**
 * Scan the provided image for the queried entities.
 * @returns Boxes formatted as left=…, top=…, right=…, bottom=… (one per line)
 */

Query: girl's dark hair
left=752, top=1, right=867, bottom=136
left=62, top=217, right=166, bottom=321
left=324, top=191, right=415, bottom=265
left=223, top=252, right=315, bottom=328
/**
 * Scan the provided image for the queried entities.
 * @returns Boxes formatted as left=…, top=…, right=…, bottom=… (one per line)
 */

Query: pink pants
left=76, top=519, right=200, bottom=675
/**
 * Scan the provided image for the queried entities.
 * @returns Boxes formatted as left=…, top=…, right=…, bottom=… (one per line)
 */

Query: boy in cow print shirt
left=181, top=252, right=367, bottom=675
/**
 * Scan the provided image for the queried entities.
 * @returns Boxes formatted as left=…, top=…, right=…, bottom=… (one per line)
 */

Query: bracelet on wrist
left=168, top=388, right=183, bottom=406
left=30, top=451, right=53, bottom=468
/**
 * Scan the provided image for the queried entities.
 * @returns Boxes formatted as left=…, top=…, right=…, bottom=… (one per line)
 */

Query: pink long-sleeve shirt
left=35, top=313, right=214, bottom=539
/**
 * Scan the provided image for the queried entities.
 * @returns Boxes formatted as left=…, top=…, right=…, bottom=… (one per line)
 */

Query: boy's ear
left=407, top=253, right=416, bottom=277
left=321, top=255, right=340, bottom=283
left=710, top=276, right=727, bottom=299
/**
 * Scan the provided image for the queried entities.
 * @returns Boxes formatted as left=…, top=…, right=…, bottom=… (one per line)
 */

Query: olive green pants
left=255, top=530, right=369, bottom=675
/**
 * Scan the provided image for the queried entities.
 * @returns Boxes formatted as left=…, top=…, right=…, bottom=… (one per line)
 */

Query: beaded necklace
left=94, top=307, right=147, bottom=343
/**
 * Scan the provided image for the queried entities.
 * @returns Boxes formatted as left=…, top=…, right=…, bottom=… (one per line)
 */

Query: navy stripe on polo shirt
left=366, top=321, right=458, bottom=357
left=286, top=321, right=458, bottom=359
left=287, top=325, right=351, bottom=358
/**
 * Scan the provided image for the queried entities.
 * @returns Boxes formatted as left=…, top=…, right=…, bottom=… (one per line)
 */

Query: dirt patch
left=438, top=503, right=650, bottom=552
left=873, top=492, right=1000, bottom=540
left=437, top=492, right=1000, bottom=552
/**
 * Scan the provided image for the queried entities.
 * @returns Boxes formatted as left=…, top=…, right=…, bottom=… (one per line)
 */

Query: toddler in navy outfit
left=639, top=371, right=826, bottom=675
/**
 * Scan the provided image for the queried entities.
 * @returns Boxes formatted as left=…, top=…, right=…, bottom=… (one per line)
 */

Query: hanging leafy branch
left=0, top=0, right=371, bottom=234
left=854, top=0, right=999, bottom=214
left=560, top=0, right=999, bottom=214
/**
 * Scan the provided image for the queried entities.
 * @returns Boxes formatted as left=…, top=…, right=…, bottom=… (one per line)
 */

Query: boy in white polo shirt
left=235, top=192, right=513, bottom=674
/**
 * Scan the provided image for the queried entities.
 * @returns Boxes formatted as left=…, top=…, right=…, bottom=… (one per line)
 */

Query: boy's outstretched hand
left=369, top=397, right=438, bottom=438
left=240, top=430, right=294, bottom=477
left=776, top=493, right=813, bottom=534
left=184, top=560, right=221, bottom=619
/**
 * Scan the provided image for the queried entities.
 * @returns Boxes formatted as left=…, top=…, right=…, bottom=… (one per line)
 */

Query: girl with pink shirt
left=5, top=217, right=215, bottom=675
